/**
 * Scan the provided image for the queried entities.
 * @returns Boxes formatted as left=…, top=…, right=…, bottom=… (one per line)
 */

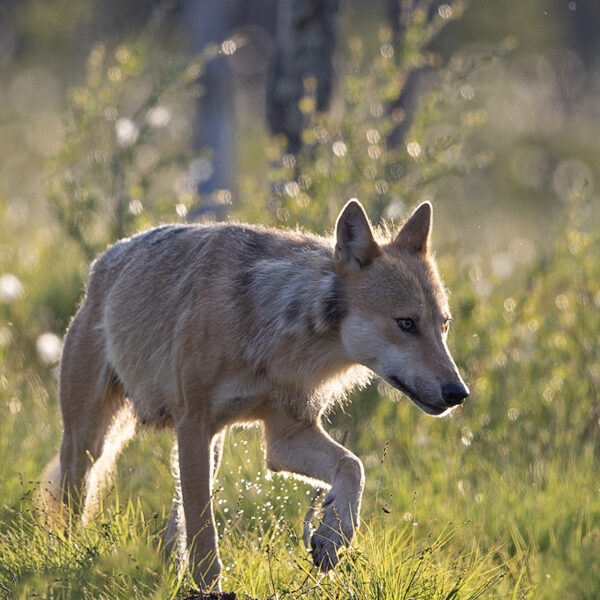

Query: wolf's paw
left=310, top=531, right=339, bottom=571
left=310, top=495, right=351, bottom=571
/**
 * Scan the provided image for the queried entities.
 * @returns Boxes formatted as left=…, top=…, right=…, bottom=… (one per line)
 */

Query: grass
left=0, top=470, right=523, bottom=599
left=0, top=495, right=185, bottom=599
left=0, top=374, right=526, bottom=599
left=1, top=193, right=599, bottom=598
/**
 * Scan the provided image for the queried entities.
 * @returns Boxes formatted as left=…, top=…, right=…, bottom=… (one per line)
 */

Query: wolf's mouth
left=388, top=375, right=448, bottom=416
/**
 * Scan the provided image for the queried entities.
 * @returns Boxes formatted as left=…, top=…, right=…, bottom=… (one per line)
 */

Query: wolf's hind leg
left=211, top=431, right=225, bottom=481
left=263, top=409, right=365, bottom=571
left=59, top=307, right=136, bottom=522
left=164, top=441, right=185, bottom=559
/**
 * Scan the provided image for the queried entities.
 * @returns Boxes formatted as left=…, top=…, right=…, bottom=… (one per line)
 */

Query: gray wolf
left=49, top=200, right=468, bottom=589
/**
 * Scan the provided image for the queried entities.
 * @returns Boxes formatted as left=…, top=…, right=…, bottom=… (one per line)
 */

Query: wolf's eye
left=396, top=318, right=416, bottom=333
left=442, top=317, right=451, bottom=334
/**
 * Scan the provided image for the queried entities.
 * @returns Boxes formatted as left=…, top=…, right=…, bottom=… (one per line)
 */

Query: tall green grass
left=0, top=469, right=522, bottom=599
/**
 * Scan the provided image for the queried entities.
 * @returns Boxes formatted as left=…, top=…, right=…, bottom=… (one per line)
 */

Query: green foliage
left=1, top=1, right=600, bottom=599
left=45, top=23, right=206, bottom=261
left=235, top=1, right=507, bottom=232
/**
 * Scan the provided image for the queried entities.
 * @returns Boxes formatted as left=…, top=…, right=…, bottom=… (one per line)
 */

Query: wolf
left=50, top=199, right=468, bottom=589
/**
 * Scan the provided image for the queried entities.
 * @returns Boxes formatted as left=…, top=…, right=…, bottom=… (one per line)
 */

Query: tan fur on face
left=340, top=246, right=463, bottom=415
left=51, top=201, right=468, bottom=589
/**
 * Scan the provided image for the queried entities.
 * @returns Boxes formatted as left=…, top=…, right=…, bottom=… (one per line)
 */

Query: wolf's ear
left=334, top=199, right=381, bottom=271
left=393, top=202, right=432, bottom=254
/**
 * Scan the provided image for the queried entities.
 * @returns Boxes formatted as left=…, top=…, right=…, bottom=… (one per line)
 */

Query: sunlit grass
left=0, top=490, right=190, bottom=599
left=218, top=513, right=521, bottom=599
left=0, top=474, right=523, bottom=599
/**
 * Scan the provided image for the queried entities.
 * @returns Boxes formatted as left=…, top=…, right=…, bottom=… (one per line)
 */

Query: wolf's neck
left=243, top=248, right=352, bottom=380
left=249, top=246, right=346, bottom=335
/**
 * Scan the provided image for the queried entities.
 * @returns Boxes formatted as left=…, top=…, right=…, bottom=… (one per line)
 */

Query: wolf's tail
left=38, top=454, right=62, bottom=515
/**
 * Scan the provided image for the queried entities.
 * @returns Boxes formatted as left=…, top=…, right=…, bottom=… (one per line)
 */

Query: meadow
left=1, top=2, right=600, bottom=598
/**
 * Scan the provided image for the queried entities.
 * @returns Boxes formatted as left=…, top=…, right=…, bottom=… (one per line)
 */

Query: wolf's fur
left=50, top=200, right=468, bottom=589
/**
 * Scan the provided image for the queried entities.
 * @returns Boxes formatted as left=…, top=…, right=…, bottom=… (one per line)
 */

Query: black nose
left=442, top=382, right=470, bottom=406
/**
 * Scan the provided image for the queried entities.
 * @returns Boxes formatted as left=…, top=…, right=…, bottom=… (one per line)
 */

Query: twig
left=266, top=544, right=279, bottom=600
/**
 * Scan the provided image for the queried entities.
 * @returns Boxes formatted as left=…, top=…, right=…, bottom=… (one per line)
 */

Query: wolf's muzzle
left=441, top=382, right=470, bottom=406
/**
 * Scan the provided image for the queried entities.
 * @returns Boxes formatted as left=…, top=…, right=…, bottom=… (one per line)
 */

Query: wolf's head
left=334, top=200, right=469, bottom=416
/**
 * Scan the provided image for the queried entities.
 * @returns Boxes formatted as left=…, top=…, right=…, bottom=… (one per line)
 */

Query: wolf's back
left=77, top=223, right=339, bottom=411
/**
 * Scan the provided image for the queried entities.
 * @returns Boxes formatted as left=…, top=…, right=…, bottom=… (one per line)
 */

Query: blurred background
left=0, top=0, right=599, bottom=332
left=1, top=1, right=599, bottom=598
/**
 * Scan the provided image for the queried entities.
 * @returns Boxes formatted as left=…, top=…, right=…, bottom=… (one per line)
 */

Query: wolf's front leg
left=176, top=419, right=222, bottom=590
left=263, top=409, right=365, bottom=570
